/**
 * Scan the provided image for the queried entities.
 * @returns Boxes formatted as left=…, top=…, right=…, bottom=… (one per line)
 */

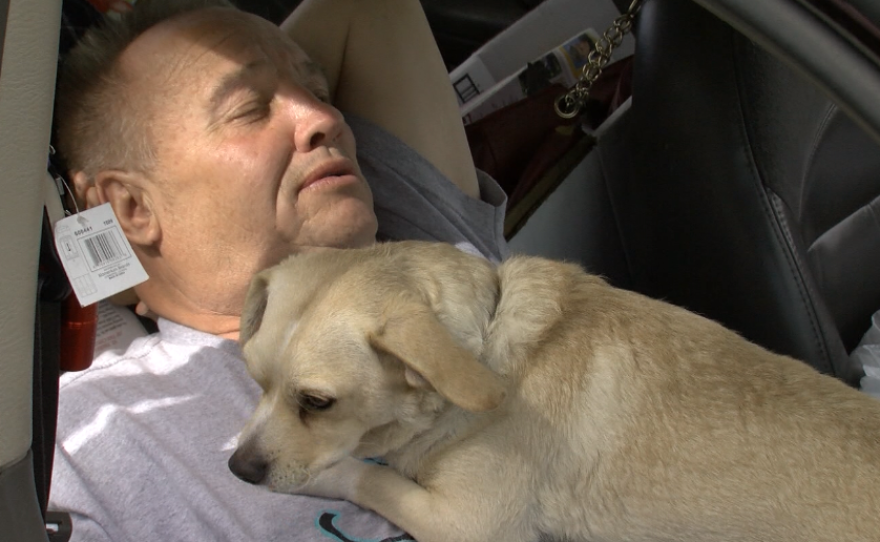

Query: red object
left=60, top=295, right=97, bottom=372
left=85, top=0, right=133, bottom=14
left=85, top=0, right=115, bottom=12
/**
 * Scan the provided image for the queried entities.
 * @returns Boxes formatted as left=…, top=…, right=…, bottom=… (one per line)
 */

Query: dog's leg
left=299, top=457, right=532, bottom=542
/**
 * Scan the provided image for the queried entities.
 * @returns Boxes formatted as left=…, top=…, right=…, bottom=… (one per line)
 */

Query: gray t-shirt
left=49, top=116, right=509, bottom=542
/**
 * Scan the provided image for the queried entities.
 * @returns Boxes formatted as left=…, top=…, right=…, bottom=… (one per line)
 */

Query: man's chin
left=312, top=209, right=378, bottom=250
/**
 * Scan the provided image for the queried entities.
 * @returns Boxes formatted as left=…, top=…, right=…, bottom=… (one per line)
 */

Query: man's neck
left=163, top=307, right=242, bottom=342
left=136, top=280, right=244, bottom=342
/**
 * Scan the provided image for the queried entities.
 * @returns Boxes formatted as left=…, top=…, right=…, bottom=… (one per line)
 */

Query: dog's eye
left=300, top=394, right=335, bottom=412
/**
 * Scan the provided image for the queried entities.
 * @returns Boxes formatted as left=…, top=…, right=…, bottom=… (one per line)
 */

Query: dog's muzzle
left=228, top=440, right=268, bottom=485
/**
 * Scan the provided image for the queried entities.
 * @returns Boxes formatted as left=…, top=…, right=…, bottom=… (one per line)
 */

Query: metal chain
left=554, top=0, right=643, bottom=119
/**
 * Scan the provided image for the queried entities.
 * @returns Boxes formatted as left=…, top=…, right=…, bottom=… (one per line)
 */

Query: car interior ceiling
left=2, top=0, right=880, bottom=541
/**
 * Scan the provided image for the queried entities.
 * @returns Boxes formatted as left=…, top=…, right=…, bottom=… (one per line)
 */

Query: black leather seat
left=607, top=0, right=880, bottom=383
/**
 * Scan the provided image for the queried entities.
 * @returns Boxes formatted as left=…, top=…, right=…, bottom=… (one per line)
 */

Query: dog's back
left=483, top=255, right=880, bottom=541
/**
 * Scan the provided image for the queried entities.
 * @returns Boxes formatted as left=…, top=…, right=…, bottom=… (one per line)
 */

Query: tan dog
left=229, top=240, right=880, bottom=542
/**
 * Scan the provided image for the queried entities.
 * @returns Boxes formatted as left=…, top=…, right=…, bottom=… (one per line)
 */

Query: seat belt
left=35, top=163, right=83, bottom=542
left=33, top=211, right=68, bottom=516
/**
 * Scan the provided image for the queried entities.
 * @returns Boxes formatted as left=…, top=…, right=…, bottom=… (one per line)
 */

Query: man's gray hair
left=54, top=0, right=236, bottom=180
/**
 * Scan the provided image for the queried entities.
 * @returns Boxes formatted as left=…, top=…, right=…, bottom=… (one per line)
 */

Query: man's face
left=120, top=8, right=377, bottom=304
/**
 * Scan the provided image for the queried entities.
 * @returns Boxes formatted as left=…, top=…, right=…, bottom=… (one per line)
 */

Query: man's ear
left=71, top=171, right=100, bottom=210
left=92, top=169, right=160, bottom=246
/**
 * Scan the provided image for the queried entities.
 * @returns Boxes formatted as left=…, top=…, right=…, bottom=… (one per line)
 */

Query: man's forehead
left=120, top=7, right=314, bottom=90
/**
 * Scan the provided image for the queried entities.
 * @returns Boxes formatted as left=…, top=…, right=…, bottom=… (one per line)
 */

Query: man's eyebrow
left=298, top=57, right=330, bottom=93
left=300, top=58, right=325, bottom=81
left=208, top=59, right=273, bottom=115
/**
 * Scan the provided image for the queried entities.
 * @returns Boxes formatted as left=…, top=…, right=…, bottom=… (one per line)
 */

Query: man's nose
left=291, top=96, right=345, bottom=152
left=228, top=441, right=268, bottom=485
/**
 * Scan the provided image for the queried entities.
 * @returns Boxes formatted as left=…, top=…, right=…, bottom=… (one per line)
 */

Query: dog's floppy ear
left=240, top=271, right=271, bottom=346
left=368, top=300, right=506, bottom=412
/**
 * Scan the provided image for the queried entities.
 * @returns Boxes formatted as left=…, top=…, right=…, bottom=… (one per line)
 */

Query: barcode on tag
left=53, top=203, right=149, bottom=306
left=83, top=231, right=125, bottom=268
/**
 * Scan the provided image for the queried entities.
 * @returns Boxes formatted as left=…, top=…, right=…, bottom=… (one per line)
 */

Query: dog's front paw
left=296, top=456, right=368, bottom=501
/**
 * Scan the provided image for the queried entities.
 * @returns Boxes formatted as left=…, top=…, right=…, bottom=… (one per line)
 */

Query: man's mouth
left=298, top=158, right=359, bottom=194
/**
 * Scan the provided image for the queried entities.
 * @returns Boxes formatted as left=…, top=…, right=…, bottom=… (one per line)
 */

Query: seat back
left=0, top=0, right=63, bottom=539
left=612, top=0, right=880, bottom=381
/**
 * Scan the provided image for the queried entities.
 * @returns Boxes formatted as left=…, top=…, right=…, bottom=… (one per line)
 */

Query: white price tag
left=53, top=203, right=149, bottom=307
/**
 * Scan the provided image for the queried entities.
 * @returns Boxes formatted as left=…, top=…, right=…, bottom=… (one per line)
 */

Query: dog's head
left=228, top=241, right=506, bottom=493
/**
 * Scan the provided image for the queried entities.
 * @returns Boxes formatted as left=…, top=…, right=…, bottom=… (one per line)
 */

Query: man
left=49, top=0, right=508, bottom=540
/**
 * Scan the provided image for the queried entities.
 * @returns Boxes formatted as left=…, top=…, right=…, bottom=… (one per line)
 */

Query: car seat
left=606, top=0, right=880, bottom=382
left=0, top=0, right=66, bottom=540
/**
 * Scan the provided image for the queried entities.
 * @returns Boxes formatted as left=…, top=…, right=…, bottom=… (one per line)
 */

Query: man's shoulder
left=60, top=312, right=243, bottom=395
left=59, top=332, right=162, bottom=392
left=53, top=324, right=250, bottom=460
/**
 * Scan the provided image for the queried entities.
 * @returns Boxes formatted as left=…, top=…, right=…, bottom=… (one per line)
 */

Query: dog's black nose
left=228, top=446, right=268, bottom=485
